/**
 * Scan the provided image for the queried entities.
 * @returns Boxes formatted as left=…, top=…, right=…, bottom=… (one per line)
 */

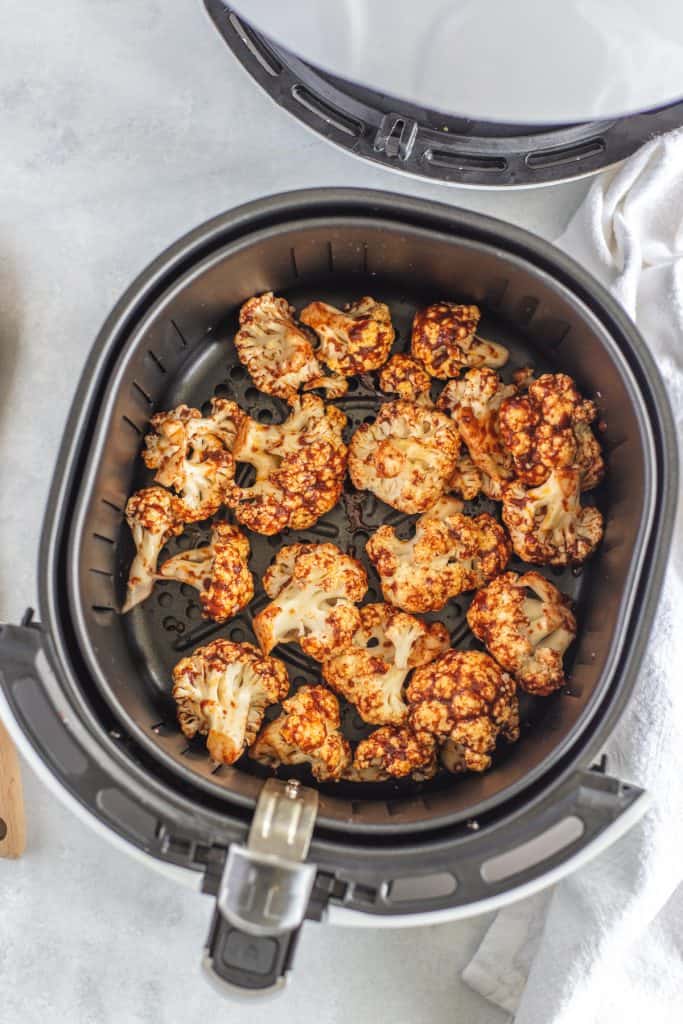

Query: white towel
left=462, top=129, right=683, bottom=1024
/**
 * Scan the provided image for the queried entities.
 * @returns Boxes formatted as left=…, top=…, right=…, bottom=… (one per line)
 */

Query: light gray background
left=0, top=2, right=590, bottom=1021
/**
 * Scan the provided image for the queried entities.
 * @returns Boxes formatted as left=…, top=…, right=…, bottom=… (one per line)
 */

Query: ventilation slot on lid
left=227, top=11, right=282, bottom=77
left=526, top=138, right=606, bottom=169
left=290, top=85, right=362, bottom=138
left=424, top=149, right=508, bottom=173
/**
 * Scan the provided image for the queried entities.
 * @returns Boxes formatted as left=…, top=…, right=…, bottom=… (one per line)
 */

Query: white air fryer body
left=233, top=0, right=683, bottom=124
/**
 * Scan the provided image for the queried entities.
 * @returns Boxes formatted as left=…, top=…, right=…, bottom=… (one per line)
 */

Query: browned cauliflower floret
left=226, top=395, right=348, bottom=534
left=438, top=368, right=517, bottom=499
left=172, top=638, right=289, bottom=765
left=502, top=468, right=604, bottom=566
left=448, top=446, right=484, bottom=500
left=159, top=521, right=254, bottom=623
left=234, top=292, right=346, bottom=401
left=322, top=603, right=449, bottom=725
left=253, top=543, right=368, bottom=661
left=498, top=372, right=605, bottom=490
left=348, top=399, right=460, bottom=514
left=366, top=497, right=511, bottom=613
left=379, top=354, right=432, bottom=402
left=122, top=487, right=185, bottom=613
left=346, top=726, right=437, bottom=782
left=467, top=571, right=576, bottom=696
left=249, top=685, right=351, bottom=782
left=300, top=296, right=395, bottom=378
left=411, top=302, right=509, bottom=379
left=407, top=649, right=519, bottom=773
left=142, top=398, right=238, bottom=522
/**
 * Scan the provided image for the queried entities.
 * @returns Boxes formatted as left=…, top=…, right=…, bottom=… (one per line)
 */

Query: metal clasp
left=217, top=779, right=319, bottom=937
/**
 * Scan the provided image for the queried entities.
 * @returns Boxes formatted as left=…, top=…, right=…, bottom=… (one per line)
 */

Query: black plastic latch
left=374, top=114, right=418, bottom=160
left=203, top=908, right=300, bottom=995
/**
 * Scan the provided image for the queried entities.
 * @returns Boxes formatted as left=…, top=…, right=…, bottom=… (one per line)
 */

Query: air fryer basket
left=0, top=192, right=675, bottom=992
left=69, top=210, right=656, bottom=834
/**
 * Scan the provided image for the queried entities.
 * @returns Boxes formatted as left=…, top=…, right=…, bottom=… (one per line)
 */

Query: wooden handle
left=0, top=717, right=26, bottom=858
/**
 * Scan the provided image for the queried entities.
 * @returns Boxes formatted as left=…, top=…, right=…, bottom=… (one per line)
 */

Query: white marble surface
left=0, top=2, right=590, bottom=1021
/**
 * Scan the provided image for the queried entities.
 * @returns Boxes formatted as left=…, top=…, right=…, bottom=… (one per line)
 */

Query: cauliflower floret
left=498, top=372, right=605, bottom=490
left=300, top=296, right=395, bottom=377
left=467, top=571, right=576, bottom=695
left=142, top=398, right=239, bottom=522
left=346, top=726, right=437, bottom=782
left=253, top=543, right=368, bottom=661
left=322, top=603, right=450, bottom=725
left=159, top=521, right=254, bottom=623
left=411, top=302, right=509, bottom=379
left=407, top=649, right=519, bottom=773
left=226, top=395, right=348, bottom=534
left=234, top=292, right=346, bottom=401
left=249, top=685, right=351, bottom=782
left=502, top=468, right=604, bottom=566
left=122, top=487, right=185, bottom=612
left=379, top=354, right=431, bottom=402
left=348, top=399, right=460, bottom=514
left=438, top=368, right=517, bottom=499
left=172, top=638, right=289, bottom=765
left=366, top=497, right=511, bottom=613
left=448, top=446, right=484, bottom=500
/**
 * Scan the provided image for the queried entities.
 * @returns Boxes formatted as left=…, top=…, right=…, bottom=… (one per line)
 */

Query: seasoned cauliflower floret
left=253, top=543, right=368, bottom=661
left=498, top=372, right=605, bottom=490
left=300, top=296, right=395, bottom=377
left=438, top=368, right=517, bottom=499
left=322, top=603, right=450, bottom=725
left=172, top=638, right=289, bottom=765
left=379, top=354, right=431, bottom=402
left=366, top=497, right=511, bottom=613
left=467, top=571, right=576, bottom=695
left=408, top=649, right=519, bottom=773
left=250, top=685, right=351, bottom=782
left=142, top=398, right=238, bottom=522
left=349, top=399, right=460, bottom=514
left=411, top=302, right=509, bottom=379
left=159, top=521, right=254, bottom=623
left=226, top=395, right=348, bottom=534
left=346, top=726, right=437, bottom=782
left=448, top=446, right=484, bottom=501
left=502, top=468, right=604, bottom=566
left=234, top=292, right=346, bottom=401
left=122, top=487, right=185, bottom=613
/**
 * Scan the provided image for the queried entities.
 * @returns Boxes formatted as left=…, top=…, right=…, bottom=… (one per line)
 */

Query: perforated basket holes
left=120, top=278, right=590, bottom=796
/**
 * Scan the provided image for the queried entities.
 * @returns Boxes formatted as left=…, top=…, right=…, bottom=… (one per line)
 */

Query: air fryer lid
left=0, top=192, right=675, bottom=991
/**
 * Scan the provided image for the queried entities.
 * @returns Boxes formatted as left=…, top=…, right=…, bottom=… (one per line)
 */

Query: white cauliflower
left=502, top=468, right=604, bottom=566
left=322, top=603, right=450, bottom=725
left=234, top=292, right=346, bottom=401
left=366, top=497, right=511, bottom=613
left=172, top=638, right=289, bottom=765
left=142, top=398, right=238, bottom=522
left=252, top=543, right=368, bottom=661
left=438, top=367, right=517, bottom=499
left=498, top=372, right=605, bottom=490
left=348, top=399, right=460, bottom=514
left=250, top=685, right=351, bottom=782
left=379, top=354, right=432, bottom=403
left=226, top=395, right=348, bottom=535
left=159, top=521, right=254, bottom=623
left=411, top=302, right=509, bottom=379
left=346, top=725, right=438, bottom=782
left=467, top=570, right=577, bottom=695
left=122, top=486, right=185, bottom=613
left=300, top=296, right=395, bottom=377
left=408, top=650, right=520, bottom=773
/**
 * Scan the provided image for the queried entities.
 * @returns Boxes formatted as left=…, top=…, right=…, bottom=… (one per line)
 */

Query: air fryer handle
left=203, top=911, right=300, bottom=996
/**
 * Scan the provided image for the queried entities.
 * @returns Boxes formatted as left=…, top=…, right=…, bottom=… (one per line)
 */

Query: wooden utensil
left=0, top=717, right=26, bottom=858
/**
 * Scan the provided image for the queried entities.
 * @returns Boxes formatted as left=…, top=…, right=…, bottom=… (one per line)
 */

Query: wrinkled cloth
left=462, top=129, right=683, bottom=1024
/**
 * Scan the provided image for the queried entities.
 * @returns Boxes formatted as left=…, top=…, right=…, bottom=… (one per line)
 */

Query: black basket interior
left=65, top=217, right=654, bottom=832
